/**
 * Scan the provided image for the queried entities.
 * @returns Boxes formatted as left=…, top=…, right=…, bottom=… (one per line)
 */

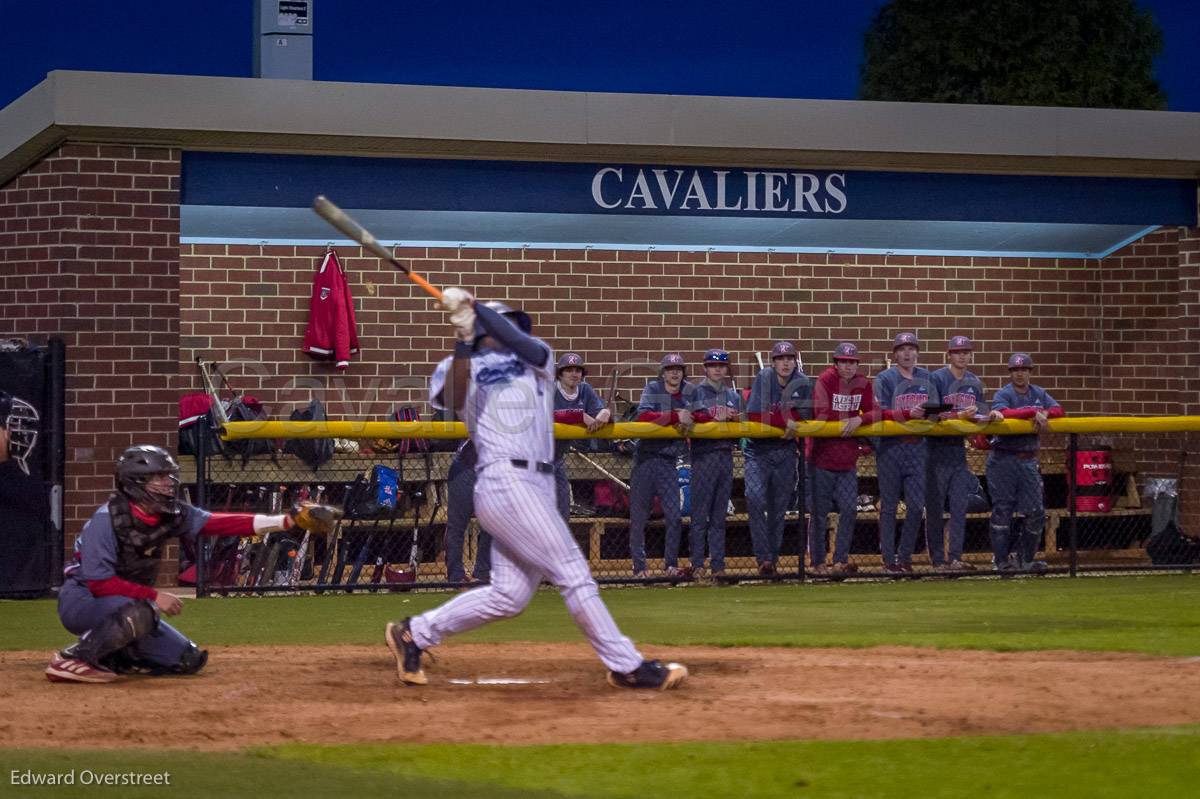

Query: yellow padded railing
left=218, top=415, right=1200, bottom=441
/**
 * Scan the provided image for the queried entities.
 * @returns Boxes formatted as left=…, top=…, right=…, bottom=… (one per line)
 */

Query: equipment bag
left=283, top=399, right=334, bottom=471
left=177, top=393, right=224, bottom=457
left=352, top=465, right=400, bottom=517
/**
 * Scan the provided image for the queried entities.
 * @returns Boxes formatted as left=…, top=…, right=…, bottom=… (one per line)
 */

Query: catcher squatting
left=45, top=446, right=341, bottom=684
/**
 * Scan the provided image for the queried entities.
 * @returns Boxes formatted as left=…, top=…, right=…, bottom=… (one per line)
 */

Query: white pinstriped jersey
left=429, top=343, right=556, bottom=470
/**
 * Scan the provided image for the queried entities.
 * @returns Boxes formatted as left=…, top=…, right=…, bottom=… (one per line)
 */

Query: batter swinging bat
left=312, top=196, right=444, bottom=302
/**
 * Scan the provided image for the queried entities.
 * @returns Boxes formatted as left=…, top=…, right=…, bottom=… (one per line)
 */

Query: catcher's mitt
left=290, top=501, right=343, bottom=534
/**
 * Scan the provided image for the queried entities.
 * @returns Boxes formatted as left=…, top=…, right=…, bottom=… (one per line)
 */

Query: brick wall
left=0, top=143, right=181, bottom=569
left=179, top=246, right=1116, bottom=417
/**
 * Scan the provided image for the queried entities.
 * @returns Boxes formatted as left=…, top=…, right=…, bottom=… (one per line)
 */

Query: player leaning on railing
left=46, top=445, right=339, bottom=684
left=985, top=353, right=1065, bottom=573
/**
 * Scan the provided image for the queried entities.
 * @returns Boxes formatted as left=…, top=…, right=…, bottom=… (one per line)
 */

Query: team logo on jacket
left=832, top=393, right=862, bottom=412
left=320, top=287, right=331, bottom=300
left=894, top=391, right=929, bottom=410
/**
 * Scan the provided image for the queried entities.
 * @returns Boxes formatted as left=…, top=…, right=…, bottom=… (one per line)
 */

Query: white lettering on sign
left=591, top=167, right=848, bottom=215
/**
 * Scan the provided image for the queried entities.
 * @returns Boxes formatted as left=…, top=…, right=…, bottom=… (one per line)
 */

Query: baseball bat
left=577, top=452, right=631, bottom=492
left=312, top=196, right=444, bottom=302
left=195, top=356, right=230, bottom=426
left=756, top=352, right=765, bottom=370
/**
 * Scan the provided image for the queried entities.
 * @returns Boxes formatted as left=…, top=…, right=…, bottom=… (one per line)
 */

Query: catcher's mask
left=116, top=445, right=181, bottom=514
left=0, top=390, right=39, bottom=476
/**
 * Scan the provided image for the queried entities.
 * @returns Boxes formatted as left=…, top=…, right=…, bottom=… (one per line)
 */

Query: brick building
left=1, top=71, right=1198, bottom=562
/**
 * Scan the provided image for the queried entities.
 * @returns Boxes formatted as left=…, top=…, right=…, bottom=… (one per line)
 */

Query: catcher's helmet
left=0, top=389, right=39, bottom=476
left=556, top=352, right=587, bottom=377
left=116, top=445, right=181, bottom=514
left=475, top=300, right=532, bottom=336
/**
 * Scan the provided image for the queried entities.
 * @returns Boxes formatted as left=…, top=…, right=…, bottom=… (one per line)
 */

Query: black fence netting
left=182, top=423, right=1200, bottom=595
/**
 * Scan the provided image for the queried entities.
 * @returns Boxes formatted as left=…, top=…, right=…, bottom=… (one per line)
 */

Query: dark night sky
left=1, top=1, right=1197, bottom=111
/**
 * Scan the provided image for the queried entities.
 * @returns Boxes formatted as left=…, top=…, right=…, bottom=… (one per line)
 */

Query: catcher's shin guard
left=71, top=601, right=159, bottom=666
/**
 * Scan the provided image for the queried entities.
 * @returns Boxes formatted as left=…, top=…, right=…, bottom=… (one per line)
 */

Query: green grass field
left=3, top=575, right=1198, bottom=797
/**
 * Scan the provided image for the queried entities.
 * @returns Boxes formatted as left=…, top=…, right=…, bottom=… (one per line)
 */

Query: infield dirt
left=3, top=644, right=1199, bottom=750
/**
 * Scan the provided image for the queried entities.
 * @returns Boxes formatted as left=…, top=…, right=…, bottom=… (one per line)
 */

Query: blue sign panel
left=182, top=152, right=1197, bottom=226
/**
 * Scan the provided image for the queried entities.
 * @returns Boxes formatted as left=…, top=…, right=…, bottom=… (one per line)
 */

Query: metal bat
left=194, top=356, right=230, bottom=426
left=756, top=352, right=765, bottom=370
left=286, top=483, right=324, bottom=588
left=312, top=196, right=444, bottom=302
left=577, top=451, right=631, bottom=492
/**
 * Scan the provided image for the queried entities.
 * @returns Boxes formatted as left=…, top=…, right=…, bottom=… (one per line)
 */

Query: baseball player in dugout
left=630, top=353, right=695, bottom=578
left=744, top=341, right=811, bottom=576
left=927, top=335, right=989, bottom=571
left=386, top=291, right=687, bottom=690
left=985, top=353, right=1064, bottom=572
left=430, top=357, right=494, bottom=584
left=874, top=332, right=937, bottom=573
left=552, top=352, right=611, bottom=521
left=809, top=342, right=877, bottom=575
left=46, top=446, right=340, bottom=683
left=684, top=348, right=742, bottom=578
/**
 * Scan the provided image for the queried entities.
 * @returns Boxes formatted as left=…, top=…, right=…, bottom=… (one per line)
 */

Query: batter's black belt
left=510, top=459, right=555, bottom=474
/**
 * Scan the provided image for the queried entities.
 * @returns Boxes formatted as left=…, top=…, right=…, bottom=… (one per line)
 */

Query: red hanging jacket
left=302, top=250, right=360, bottom=369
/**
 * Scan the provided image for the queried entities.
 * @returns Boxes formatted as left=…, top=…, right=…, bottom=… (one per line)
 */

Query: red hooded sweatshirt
left=810, top=366, right=877, bottom=472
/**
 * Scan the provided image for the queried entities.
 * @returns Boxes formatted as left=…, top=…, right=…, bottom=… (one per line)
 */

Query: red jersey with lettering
left=811, top=366, right=876, bottom=471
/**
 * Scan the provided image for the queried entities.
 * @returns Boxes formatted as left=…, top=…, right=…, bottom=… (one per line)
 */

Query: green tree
left=859, top=0, right=1166, bottom=109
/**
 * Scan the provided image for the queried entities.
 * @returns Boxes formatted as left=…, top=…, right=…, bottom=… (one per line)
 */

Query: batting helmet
left=703, top=348, right=730, bottom=365
left=659, top=352, right=686, bottom=374
left=116, top=445, right=181, bottom=515
left=892, top=332, right=919, bottom=351
left=832, top=342, right=860, bottom=361
left=770, top=341, right=797, bottom=359
left=0, top=389, right=39, bottom=476
left=948, top=335, right=973, bottom=352
left=475, top=300, right=533, bottom=337
left=1007, top=353, right=1034, bottom=370
left=556, top=352, right=587, bottom=377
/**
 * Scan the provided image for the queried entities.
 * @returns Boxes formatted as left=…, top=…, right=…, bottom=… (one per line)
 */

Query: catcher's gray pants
left=876, top=440, right=927, bottom=566
left=553, top=458, right=571, bottom=523
left=688, top=448, right=732, bottom=572
left=411, top=463, right=643, bottom=674
left=986, top=451, right=1045, bottom=567
left=926, top=443, right=976, bottom=565
left=445, top=454, right=493, bottom=582
left=745, top=445, right=797, bottom=565
left=628, top=455, right=682, bottom=573
left=57, top=579, right=190, bottom=668
left=810, top=466, right=858, bottom=566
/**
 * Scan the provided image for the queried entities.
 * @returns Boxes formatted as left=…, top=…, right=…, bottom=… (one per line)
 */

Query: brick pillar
left=1177, top=222, right=1200, bottom=535
left=0, top=143, right=181, bottom=567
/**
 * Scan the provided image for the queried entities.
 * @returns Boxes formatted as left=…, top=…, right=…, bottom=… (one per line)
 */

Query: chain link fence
left=181, top=422, right=1200, bottom=595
